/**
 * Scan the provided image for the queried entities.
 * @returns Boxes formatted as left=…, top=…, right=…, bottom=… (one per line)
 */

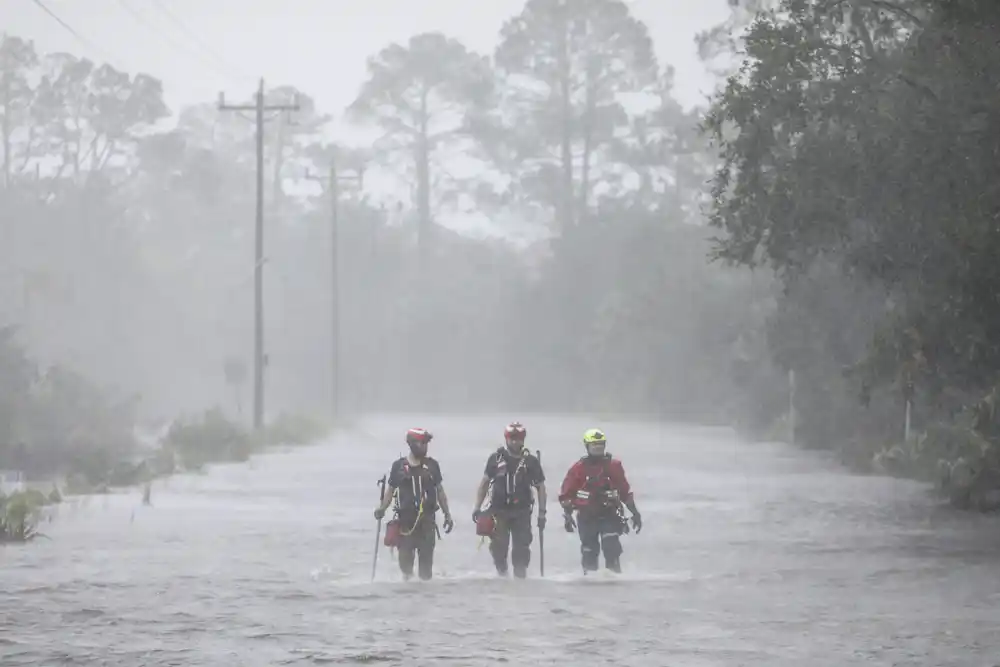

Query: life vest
left=394, top=458, right=439, bottom=514
left=488, top=447, right=532, bottom=510
left=384, top=459, right=440, bottom=545
left=572, top=454, right=620, bottom=509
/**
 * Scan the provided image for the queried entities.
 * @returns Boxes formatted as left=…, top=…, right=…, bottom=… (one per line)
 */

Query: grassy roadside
left=1, top=409, right=333, bottom=543
left=754, top=410, right=1000, bottom=512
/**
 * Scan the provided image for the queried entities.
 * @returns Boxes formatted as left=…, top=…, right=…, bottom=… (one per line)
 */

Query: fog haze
left=0, top=0, right=743, bottom=427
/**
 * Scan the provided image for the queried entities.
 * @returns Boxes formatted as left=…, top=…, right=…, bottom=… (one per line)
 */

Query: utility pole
left=306, top=150, right=362, bottom=423
left=218, top=78, right=298, bottom=431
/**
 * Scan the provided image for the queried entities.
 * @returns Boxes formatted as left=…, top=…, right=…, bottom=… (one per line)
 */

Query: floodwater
left=3, top=414, right=1000, bottom=666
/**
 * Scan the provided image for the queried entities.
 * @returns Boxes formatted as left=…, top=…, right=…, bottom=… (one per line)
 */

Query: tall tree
left=704, top=0, right=1000, bottom=458
left=346, top=32, right=493, bottom=253
left=607, top=66, right=711, bottom=220
left=263, top=85, right=329, bottom=214
left=0, top=35, right=38, bottom=189
left=492, top=0, right=658, bottom=231
left=0, top=36, right=171, bottom=404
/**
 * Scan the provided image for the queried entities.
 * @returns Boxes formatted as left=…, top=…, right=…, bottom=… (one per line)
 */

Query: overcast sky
left=3, top=0, right=730, bottom=115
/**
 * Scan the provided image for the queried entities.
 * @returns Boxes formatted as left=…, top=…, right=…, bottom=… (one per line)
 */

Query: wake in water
left=309, top=563, right=695, bottom=589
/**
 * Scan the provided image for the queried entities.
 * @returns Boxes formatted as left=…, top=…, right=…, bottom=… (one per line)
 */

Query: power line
left=27, top=0, right=120, bottom=65
left=114, top=0, right=190, bottom=59
left=28, top=0, right=88, bottom=43
left=114, top=0, right=234, bottom=82
left=144, top=0, right=253, bottom=82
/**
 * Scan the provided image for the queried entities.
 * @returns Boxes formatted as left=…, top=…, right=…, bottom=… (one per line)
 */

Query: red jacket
left=559, top=455, right=633, bottom=510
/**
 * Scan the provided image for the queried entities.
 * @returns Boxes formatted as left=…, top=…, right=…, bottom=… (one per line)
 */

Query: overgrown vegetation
left=0, top=320, right=329, bottom=507
left=701, top=0, right=1000, bottom=508
left=0, top=405, right=329, bottom=544
left=163, top=408, right=330, bottom=471
left=0, top=488, right=52, bottom=543
left=0, top=335, right=327, bottom=534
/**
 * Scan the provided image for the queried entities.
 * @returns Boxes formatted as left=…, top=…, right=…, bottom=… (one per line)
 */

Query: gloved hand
left=374, top=507, right=386, bottom=521
left=472, top=509, right=481, bottom=523
left=630, top=511, right=642, bottom=534
left=443, top=514, right=454, bottom=534
left=537, top=510, right=546, bottom=530
left=563, top=511, right=576, bottom=533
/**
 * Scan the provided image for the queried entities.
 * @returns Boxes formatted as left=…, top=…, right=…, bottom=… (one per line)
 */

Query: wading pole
left=537, top=449, right=545, bottom=578
left=372, top=474, right=387, bottom=582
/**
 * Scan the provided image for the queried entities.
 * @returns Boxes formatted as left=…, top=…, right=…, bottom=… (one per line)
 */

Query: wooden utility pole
left=218, top=79, right=299, bottom=431
left=306, top=151, right=362, bottom=423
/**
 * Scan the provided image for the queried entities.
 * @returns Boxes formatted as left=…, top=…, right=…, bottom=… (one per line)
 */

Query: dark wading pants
left=489, top=508, right=533, bottom=577
left=577, top=508, right=624, bottom=572
left=397, top=512, right=436, bottom=581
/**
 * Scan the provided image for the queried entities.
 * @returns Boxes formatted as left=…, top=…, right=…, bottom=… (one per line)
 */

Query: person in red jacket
left=559, top=428, right=642, bottom=573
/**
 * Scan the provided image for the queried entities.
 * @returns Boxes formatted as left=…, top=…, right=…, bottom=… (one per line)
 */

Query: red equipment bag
left=475, top=513, right=495, bottom=537
left=384, top=519, right=401, bottom=548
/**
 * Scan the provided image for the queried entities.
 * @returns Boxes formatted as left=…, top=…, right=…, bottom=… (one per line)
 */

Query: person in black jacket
left=374, top=428, right=454, bottom=580
left=472, top=422, right=547, bottom=578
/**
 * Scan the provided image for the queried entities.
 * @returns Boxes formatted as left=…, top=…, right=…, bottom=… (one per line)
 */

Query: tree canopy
left=700, top=0, right=1000, bottom=501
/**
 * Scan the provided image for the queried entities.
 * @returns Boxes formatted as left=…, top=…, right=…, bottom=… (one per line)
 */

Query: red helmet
left=504, top=421, right=526, bottom=442
left=406, top=428, right=433, bottom=446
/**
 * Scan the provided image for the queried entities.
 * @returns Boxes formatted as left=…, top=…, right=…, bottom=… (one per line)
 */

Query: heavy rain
left=2, top=0, right=1000, bottom=665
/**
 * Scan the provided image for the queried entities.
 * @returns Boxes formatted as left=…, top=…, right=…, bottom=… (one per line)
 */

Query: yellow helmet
left=583, top=428, right=606, bottom=445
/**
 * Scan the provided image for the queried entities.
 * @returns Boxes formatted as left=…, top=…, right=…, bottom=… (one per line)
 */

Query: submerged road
left=3, top=413, right=1000, bottom=666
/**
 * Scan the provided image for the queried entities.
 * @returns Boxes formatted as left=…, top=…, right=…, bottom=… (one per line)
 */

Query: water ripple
left=3, top=415, right=1000, bottom=666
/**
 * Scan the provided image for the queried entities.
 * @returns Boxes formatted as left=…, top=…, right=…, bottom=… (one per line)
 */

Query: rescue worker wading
left=374, top=428, right=455, bottom=581
left=472, top=422, right=547, bottom=578
left=559, top=428, right=642, bottom=573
